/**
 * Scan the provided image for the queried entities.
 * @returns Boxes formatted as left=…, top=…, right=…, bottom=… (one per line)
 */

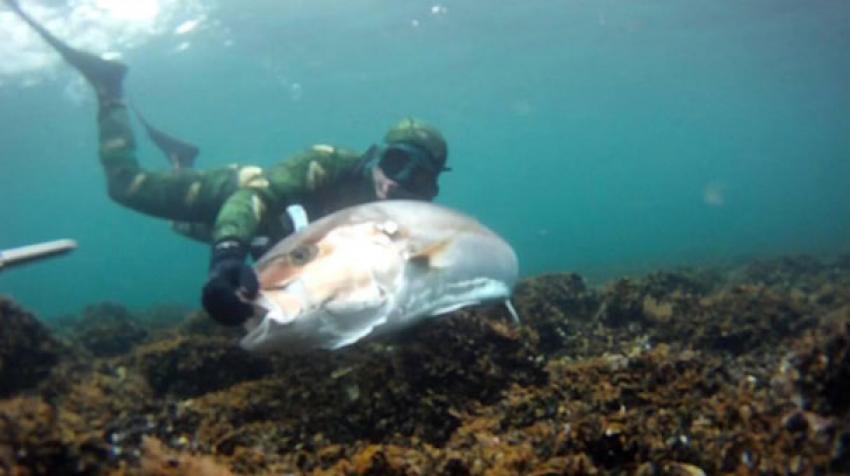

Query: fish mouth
left=240, top=315, right=272, bottom=352
left=239, top=285, right=306, bottom=352
left=240, top=271, right=397, bottom=352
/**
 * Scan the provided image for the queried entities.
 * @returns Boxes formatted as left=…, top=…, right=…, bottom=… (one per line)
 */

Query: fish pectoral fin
left=323, top=285, right=387, bottom=317
left=320, top=304, right=389, bottom=350
left=429, top=300, right=479, bottom=316
left=505, top=299, right=521, bottom=323
left=327, top=321, right=382, bottom=350
left=409, top=238, right=454, bottom=269
left=319, top=285, right=390, bottom=349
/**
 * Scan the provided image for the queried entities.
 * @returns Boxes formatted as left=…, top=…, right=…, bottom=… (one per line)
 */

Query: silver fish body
left=240, top=200, right=518, bottom=353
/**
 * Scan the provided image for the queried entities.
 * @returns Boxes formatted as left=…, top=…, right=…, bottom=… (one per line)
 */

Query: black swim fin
left=5, top=0, right=127, bottom=102
left=132, top=105, right=200, bottom=170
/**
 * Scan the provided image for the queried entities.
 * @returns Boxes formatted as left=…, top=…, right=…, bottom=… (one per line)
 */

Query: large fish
left=241, top=200, right=519, bottom=353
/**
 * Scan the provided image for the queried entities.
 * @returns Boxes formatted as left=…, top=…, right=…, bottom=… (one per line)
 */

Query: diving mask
left=377, top=143, right=441, bottom=198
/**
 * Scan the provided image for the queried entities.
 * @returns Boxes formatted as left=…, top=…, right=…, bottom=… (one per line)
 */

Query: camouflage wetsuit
left=2, top=0, right=449, bottom=327
left=97, top=104, right=376, bottom=254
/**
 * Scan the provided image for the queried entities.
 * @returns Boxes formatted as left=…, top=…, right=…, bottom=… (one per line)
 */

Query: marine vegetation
left=1, top=254, right=849, bottom=475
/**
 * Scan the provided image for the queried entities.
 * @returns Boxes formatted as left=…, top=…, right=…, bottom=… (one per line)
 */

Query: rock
left=0, top=297, right=62, bottom=397
left=61, top=302, right=149, bottom=357
left=788, top=321, right=850, bottom=415
left=0, top=395, right=109, bottom=474
left=513, top=273, right=601, bottom=355
left=134, top=336, right=272, bottom=398
left=3, top=254, right=850, bottom=475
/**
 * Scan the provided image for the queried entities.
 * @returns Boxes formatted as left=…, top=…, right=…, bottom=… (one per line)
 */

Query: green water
left=1, top=0, right=848, bottom=318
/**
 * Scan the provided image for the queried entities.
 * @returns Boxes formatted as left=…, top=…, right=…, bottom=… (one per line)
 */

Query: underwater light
left=1, top=0, right=213, bottom=81
left=92, top=0, right=160, bottom=22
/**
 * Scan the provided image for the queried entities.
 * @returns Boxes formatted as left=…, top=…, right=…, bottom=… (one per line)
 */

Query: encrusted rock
left=513, top=273, right=600, bottom=355
left=787, top=321, right=850, bottom=415
left=0, top=396, right=106, bottom=474
left=134, top=336, right=272, bottom=398
left=57, top=302, right=148, bottom=357
left=2, top=254, right=850, bottom=475
left=0, top=297, right=62, bottom=397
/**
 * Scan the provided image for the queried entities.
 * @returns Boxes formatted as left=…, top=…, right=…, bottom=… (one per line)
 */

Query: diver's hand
left=201, top=240, right=258, bottom=326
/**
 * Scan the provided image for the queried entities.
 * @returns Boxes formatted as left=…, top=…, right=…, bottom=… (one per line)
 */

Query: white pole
left=0, top=239, right=78, bottom=270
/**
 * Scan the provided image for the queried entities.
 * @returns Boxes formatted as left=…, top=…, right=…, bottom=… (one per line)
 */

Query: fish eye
left=288, top=244, right=317, bottom=266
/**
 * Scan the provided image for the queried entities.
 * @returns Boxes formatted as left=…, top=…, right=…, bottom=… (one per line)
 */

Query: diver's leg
left=5, top=0, right=126, bottom=104
left=7, top=0, right=201, bottom=169
left=98, top=105, right=235, bottom=223
left=98, top=104, right=186, bottom=217
left=4, top=0, right=227, bottom=223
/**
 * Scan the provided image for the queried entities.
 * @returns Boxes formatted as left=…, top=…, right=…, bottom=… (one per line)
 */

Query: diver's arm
left=211, top=188, right=267, bottom=244
left=203, top=166, right=280, bottom=326
left=204, top=186, right=266, bottom=326
left=210, top=145, right=361, bottom=244
left=263, top=145, right=363, bottom=208
left=203, top=146, right=361, bottom=326
left=99, top=105, right=217, bottom=222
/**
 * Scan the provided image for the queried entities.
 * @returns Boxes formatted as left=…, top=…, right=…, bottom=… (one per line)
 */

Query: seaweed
left=0, top=298, right=63, bottom=397
left=1, top=254, right=849, bottom=474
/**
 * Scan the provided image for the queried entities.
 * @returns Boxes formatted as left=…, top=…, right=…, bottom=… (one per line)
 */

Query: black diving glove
left=201, top=240, right=259, bottom=326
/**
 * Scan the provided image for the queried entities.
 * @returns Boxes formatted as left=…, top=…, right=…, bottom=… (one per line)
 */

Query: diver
left=4, top=0, right=450, bottom=327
